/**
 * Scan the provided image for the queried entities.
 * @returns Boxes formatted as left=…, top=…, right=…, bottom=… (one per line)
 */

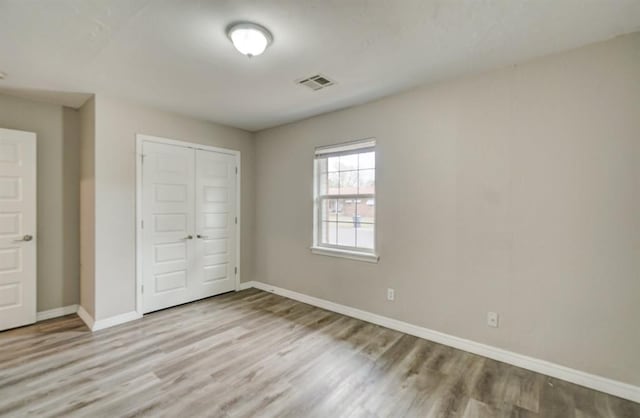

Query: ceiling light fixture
left=226, top=22, right=273, bottom=57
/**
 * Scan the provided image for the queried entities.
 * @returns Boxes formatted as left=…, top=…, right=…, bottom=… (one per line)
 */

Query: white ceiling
left=1, top=0, right=639, bottom=131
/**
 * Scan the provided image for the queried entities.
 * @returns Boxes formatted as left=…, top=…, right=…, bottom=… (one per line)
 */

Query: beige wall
left=92, top=96, right=255, bottom=320
left=0, top=93, right=81, bottom=311
left=254, top=33, right=640, bottom=386
left=79, top=97, right=96, bottom=317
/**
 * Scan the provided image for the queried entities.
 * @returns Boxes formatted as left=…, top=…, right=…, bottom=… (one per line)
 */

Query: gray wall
left=254, top=33, right=640, bottom=386
left=91, top=96, right=255, bottom=320
left=0, top=93, right=80, bottom=312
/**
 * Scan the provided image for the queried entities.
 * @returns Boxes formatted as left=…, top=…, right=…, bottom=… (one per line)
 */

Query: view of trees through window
left=315, top=149, right=375, bottom=251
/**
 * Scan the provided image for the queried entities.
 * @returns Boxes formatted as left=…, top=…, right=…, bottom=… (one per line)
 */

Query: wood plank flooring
left=0, top=289, right=638, bottom=417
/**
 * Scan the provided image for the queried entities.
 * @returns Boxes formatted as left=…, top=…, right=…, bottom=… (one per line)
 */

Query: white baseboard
left=248, top=281, right=640, bottom=403
left=238, top=280, right=256, bottom=290
left=75, top=306, right=141, bottom=331
left=92, top=311, right=142, bottom=331
left=36, top=304, right=78, bottom=322
left=76, top=305, right=95, bottom=330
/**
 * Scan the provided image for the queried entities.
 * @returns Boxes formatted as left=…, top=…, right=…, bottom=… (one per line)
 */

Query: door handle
left=14, top=234, right=33, bottom=242
left=196, top=234, right=209, bottom=239
left=182, top=235, right=194, bottom=240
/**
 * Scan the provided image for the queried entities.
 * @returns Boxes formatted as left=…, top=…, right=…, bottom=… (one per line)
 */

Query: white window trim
left=310, top=246, right=379, bottom=263
left=311, top=138, right=379, bottom=263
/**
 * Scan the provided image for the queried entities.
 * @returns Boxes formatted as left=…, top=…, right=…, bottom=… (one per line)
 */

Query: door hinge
left=235, top=216, right=238, bottom=225
left=141, top=284, right=144, bottom=294
left=140, top=154, right=146, bottom=163
left=141, top=219, right=144, bottom=229
left=235, top=166, right=238, bottom=174
left=234, top=267, right=238, bottom=275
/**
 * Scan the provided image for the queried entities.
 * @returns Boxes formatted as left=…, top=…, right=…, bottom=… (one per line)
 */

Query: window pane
left=336, top=198, right=356, bottom=223
left=327, top=156, right=340, bottom=172
left=321, top=199, right=338, bottom=222
left=327, top=172, right=340, bottom=194
left=356, top=223, right=375, bottom=250
left=321, top=222, right=337, bottom=245
left=337, top=222, right=356, bottom=247
left=314, top=144, right=376, bottom=253
left=339, top=170, right=358, bottom=195
left=339, top=154, right=358, bottom=171
left=356, top=198, right=375, bottom=224
left=358, top=169, right=375, bottom=194
left=359, top=151, right=375, bottom=169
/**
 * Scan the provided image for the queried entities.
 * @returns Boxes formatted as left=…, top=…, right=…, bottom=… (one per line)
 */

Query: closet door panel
left=194, top=149, right=237, bottom=296
left=142, top=142, right=195, bottom=313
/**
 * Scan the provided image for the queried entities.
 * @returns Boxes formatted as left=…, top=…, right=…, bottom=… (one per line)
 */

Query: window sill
left=310, top=247, right=379, bottom=263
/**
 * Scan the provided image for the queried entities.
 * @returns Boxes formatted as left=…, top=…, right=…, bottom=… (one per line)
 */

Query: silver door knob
left=14, top=234, right=33, bottom=242
left=183, top=235, right=193, bottom=240
left=196, top=234, right=209, bottom=239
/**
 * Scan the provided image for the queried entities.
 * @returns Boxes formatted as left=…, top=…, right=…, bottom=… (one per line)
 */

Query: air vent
left=297, top=74, right=335, bottom=91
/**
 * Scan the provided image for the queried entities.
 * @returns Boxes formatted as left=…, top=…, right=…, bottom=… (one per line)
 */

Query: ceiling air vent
left=297, top=74, right=335, bottom=91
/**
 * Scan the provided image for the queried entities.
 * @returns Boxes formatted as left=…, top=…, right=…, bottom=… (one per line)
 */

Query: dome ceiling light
left=226, top=22, right=273, bottom=57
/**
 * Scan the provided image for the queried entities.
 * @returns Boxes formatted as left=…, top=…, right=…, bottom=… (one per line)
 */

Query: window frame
left=311, top=139, right=379, bottom=263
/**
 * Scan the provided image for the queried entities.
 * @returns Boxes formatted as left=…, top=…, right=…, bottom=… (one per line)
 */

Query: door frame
left=135, top=134, right=241, bottom=317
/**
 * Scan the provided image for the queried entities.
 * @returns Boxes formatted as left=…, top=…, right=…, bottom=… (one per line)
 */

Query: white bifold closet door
left=141, top=141, right=237, bottom=314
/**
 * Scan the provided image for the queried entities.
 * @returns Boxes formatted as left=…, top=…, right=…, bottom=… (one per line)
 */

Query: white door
left=141, top=141, right=238, bottom=314
left=0, top=128, right=36, bottom=331
left=142, top=141, right=195, bottom=313
left=193, top=149, right=237, bottom=297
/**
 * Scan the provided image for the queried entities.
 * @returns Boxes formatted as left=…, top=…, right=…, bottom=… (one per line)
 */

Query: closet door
left=193, top=149, right=237, bottom=297
left=141, top=141, right=195, bottom=313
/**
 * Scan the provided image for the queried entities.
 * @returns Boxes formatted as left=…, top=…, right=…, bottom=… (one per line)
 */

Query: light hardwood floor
left=0, top=289, right=638, bottom=417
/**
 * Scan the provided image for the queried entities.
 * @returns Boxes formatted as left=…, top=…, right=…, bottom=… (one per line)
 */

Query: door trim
left=135, top=134, right=241, bottom=317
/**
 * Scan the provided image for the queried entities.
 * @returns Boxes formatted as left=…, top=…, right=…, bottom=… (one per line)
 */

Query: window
left=312, top=139, right=378, bottom=262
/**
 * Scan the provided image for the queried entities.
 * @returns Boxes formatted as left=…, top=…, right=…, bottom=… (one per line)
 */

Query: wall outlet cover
left=488, top=312, right=499, bottom=328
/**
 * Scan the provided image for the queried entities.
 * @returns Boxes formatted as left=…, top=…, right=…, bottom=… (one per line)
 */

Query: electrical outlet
left=487, top=312, right=499, bottom=328
left=387, top=288, right=395, bottom=301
